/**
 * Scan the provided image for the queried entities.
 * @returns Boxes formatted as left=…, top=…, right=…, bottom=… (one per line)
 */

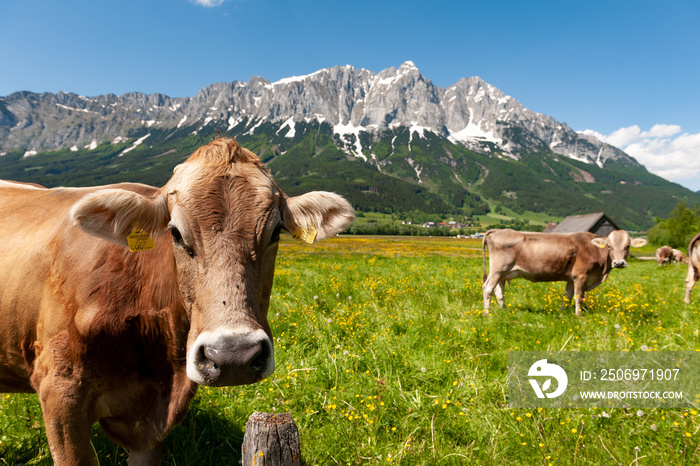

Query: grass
left=1, top=236, right=698, bottom=465
left=353, top=212, right=398, bottom=225
left=476, top=203, right=560, bottom=228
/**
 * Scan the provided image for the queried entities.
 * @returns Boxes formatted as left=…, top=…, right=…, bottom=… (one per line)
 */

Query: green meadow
left=1, top=236, right=698, bottom=465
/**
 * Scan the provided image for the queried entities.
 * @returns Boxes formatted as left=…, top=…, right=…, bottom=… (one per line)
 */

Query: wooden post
left=241, top=412, right=301, bottom=465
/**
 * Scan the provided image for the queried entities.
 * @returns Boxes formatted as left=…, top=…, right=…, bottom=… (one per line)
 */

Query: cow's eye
left=170, top=226, right=184, bottom=245
left=169, top=226, right=196, bottom=258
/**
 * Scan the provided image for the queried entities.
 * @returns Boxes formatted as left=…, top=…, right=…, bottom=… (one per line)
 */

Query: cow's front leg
left=684, top=264, right=697, bottom=304
left=562, top=281, right=574, bottom=310
left=574, top=294, right=585, bottom=317
left=128, top=442, right=164, bottom=466
left=572, top=281, right=586, bottom=317
left=38, top=376, right=97, bottom=466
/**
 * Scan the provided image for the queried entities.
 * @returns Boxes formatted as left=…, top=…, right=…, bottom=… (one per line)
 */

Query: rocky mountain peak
left=0, top=63, right=636, bottom=169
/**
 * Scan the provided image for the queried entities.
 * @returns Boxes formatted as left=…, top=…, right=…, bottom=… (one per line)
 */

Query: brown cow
left=683, top=232, right=700, bottom=303
left=482, top=229, right=647, bottom=316
left=0, top=138, right=354, bottom=465
left=655, top=245, right=673, bottom=266
left=672, top=248, right=687, bottom=264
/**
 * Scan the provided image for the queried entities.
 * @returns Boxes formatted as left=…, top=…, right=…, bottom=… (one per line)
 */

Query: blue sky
left=2, top=0, right=699, bottom=190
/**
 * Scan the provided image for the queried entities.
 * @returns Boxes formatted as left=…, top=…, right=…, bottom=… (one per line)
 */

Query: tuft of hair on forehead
left=167, top=138, right=277, bottom=233
left=187, top=137, right=265, bottom=170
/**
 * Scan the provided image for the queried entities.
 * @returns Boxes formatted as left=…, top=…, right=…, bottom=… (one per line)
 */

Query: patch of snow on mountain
left=406, top=157, right=422, bottom=184
left=560, top=151, right=591, bottom=165
left=227, top=116, right=243, bottom=131
left=277, top=117, right=296, bottom=138
left=448, top=121, right=502, bottom=145
left=246, top=118, right=264, bottom=136
left=408, top=123, right=429, bottom=150
left=120, top=134, right=150, bottom=156
left=273, top=69, right=325, bottom=86
left=334, top=123, right=367, bottom=161
left=56, top=103, right=95, bottom=114
left=409, top=124, right=428, bottom=138
left=595, top=148, right=605, bottom=168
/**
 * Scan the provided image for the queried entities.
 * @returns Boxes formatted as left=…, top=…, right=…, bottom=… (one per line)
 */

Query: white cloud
left=580, top=125, right=700, bottom=191
left=189, top=0, right=227, bottom=7
left=645, top=124, right=682, bottom=138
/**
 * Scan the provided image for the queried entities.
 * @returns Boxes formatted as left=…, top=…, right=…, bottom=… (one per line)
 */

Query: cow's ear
left=631, top=238, right=648, bottom=248
left=70, top=189, right=170, bottom=247
left=591, top=238, right=608, bottom=249
left=281, top=191, right=355, bottom=242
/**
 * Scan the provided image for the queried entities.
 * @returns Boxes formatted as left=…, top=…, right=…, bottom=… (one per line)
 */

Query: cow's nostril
left=198, top=346, right=221, bottom=379
left=202, top=346, right=220, bottom=367
left=249, top=344, right=270, bottom=373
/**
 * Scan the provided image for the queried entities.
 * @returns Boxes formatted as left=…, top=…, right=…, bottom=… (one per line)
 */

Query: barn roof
left=551, top=212, right=619, bottom=234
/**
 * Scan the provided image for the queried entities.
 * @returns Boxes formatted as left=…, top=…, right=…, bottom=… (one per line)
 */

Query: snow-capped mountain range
left=0, top=61, right=633, bottom=168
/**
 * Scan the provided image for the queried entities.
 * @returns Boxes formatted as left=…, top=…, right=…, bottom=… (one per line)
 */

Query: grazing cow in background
left=683, top=232, right=700, bottom=303
left=482, top=229, right=647, bottom=316
left=655, top=245, right=673, bottom=266
left=0, top=138, right=354, bottom=465
left=672, top=248, right=687, bottom=264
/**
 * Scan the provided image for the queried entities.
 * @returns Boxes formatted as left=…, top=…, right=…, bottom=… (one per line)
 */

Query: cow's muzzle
left=187, top=329, right=275, bottom=386
left=612, top=260, right=628, bottom=268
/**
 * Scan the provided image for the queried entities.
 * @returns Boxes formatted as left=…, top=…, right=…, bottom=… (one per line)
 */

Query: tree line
left=648, top=201, right=700, bottom=249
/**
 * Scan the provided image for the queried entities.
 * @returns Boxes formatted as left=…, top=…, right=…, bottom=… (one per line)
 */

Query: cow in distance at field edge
left=656, top=245, right=673, bottom=266
left=482, top=229, right=647, bottom=316
left=672, top=248, right=687, bottom=264
left=683, top=232, right=700, bottom=303
left=656, top=246, right=687, bottom=266
left=0, top=138, right=355, bottom=465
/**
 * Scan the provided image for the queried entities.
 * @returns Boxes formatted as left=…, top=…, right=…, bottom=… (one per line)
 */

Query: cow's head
left=70, top=138, right=354, bottom=386
left=591, top=229, right=647, bottom=268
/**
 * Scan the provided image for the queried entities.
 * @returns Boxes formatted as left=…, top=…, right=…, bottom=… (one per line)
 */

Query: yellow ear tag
left=127, top=225, right=156, bottom=252
left=293, top=225, right=317, bottom=244
left=595, top=242, right=607, bottom=249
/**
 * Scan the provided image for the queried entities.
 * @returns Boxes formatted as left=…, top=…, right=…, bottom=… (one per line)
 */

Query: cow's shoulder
left=568, top=232, right=608, bottom=267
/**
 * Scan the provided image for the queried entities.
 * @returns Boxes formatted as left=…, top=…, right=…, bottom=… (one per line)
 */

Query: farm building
left=547, top=212, right=619, bottom=236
